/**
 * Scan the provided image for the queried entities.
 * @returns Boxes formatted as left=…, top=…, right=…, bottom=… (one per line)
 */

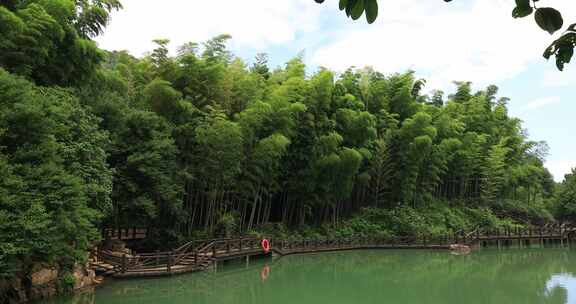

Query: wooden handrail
left=95, top=225, right=576, bottom=276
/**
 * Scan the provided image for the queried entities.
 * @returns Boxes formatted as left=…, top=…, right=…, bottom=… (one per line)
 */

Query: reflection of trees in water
left=41, top=288, right=95, bottom=304
left=267, top=249, right=575, bottom=304
left=50, top=259, right=273, bottom=304
left=49, top=249, right=575, bottom=304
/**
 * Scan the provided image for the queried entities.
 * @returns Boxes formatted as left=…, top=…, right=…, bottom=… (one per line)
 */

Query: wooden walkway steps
left=92, top=224, right=576, bottom=279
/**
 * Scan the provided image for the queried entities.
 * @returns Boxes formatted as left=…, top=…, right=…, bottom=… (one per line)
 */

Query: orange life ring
left=261, top=239, right=270, bottom=253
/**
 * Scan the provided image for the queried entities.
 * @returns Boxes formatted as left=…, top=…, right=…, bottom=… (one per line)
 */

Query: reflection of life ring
left=260, top=264, right=270, bottom=281
left=261, top=239, right=270, bottom=253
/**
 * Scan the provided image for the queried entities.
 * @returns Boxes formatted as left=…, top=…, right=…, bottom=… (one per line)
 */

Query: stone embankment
left=1, top=263, right=101, bottom=303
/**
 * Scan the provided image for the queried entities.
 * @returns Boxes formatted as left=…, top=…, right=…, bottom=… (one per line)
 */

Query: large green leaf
left=535, top=7, right=563, bottom=35
left=345, top=0, right=357, bottom=17
left=512, top=6, right=533, bottom=18
left=557, top=46, right=573, bottom=71
left=543, top=33, right=576, bottom=70
left=339, top=0, right=348, bottom=11
left=512, top=0, right=533, bottom=19
left=350, top=0, right=364, bottom=20
left=365, top=0, right=378, bottom=24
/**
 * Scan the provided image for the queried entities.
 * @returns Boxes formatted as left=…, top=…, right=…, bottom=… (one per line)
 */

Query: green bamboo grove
left=0, top=0, right=573, bottom=281
left=87, top=37, right=556, bottom=235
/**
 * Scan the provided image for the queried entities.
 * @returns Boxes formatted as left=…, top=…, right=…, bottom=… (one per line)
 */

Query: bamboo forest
left=1, top=1, right=576, bottom=303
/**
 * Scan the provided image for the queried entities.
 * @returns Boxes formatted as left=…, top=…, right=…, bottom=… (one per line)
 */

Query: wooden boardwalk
left=92, top=225, right=576, bottom=278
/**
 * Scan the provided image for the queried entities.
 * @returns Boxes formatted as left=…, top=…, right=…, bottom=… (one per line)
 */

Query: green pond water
left=45, top=248, right=576, bottom=304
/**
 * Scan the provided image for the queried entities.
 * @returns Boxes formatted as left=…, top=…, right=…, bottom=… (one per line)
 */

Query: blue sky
left=96, top=0, right=575, bottom=181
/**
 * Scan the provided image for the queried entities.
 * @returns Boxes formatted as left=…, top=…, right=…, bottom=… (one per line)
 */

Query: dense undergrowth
left=248, top=199, right=554, bottom=241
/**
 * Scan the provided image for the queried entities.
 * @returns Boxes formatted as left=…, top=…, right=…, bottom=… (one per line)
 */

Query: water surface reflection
left=43, top=248, right=576, bottom=304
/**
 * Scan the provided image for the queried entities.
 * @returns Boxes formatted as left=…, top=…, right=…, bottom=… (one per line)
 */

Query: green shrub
left=57, top=273, right=75, bottom=294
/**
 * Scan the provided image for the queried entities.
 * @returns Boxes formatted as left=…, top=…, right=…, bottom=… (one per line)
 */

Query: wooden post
left=226, top=240, right=231, bottom=253
left=167, top=252, right=172, bottom=273
left=122, top=254, right=127, bottom=273
left=194, top=250, right=198, bottom=265
left=91, top=248, right=97, bottom=263
left=539, top=227, right=543, bottom=237
left=212, top=243, right=217, bottom=258
left=156, top=250, right=160, bottom=266
left=239, top=239, right=243, bottom=251
left=132, top=227, right=136, bottom=239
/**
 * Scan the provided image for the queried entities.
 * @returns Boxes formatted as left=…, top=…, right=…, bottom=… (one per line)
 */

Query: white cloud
left=95, top=0, right=322, bottom=56
left=523, top=97, right=561, bottom=111
left=311, top=0, right=576, bottom=91
left=96, top=0, right=576, bottom=91
left=546, top=160, right=576, bottom=182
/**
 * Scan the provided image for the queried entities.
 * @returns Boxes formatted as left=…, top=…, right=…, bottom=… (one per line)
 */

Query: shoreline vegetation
left=1, top=1, right=576, bottom=303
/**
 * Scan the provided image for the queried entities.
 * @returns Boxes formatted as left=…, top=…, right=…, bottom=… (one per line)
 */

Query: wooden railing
left=102, top=227, right=148, bottom=240
left=467, top=224, right=573, bottom=243
left=269, top=234, right=466, bottom=254
left=95, top=224, right=576, bottom=277
left=95, top=237, right=263, bottom=276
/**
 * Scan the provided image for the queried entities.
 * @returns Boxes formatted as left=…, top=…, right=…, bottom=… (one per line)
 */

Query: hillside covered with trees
left=0, top=0, right=573, bottom=292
